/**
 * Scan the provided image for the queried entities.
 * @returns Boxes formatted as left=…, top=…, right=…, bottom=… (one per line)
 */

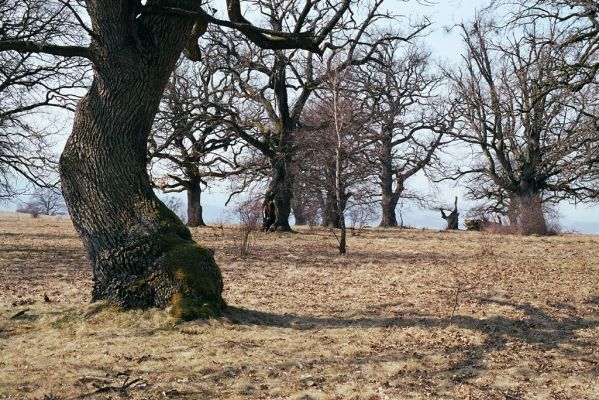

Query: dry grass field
left=0, top=211, right=598, bottom=400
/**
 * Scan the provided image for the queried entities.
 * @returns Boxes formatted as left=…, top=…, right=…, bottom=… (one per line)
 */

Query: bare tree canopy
left=0, top=0, right=363, bottom=318
left=0, top=0, right=89, bottom=198
left=198, top=0, right=428, bottom=232
left=498, top=0, right=599, bottom=90
left=355, top=40, right=452, bottom=227
left=445, top=13, right=599, bottom=234
left=149, top=59, right=245, bottom=227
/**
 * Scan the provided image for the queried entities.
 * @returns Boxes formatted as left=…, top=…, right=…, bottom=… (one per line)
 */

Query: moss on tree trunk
left=58, top=4, right=225, bottom=320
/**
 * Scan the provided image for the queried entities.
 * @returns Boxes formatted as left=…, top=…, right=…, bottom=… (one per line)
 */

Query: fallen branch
left=9, top=308, right=30, bottom=320
left=76, top=376, right=143, bottom=398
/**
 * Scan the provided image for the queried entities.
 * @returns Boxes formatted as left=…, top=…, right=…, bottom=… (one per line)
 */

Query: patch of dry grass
left=0, top=211, right=598, bottom=399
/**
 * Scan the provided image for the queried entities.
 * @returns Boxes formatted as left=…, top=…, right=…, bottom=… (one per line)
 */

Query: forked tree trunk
left=187, top=180, right=206, bottom=227
left=59, top=9, right=224, bottom=320
left=262, top=158, right=293, bottom=232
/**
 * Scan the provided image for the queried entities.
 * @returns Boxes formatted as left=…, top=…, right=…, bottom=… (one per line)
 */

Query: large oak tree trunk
left=380, top=193, right=399, bottom=228
left=379, top=139, right=400, bottom=227
left=59, top=7, right=224, bottom=319
left=517, top=190, right=547, bottom=235
left=520, top=198, right=546, bottom=235
left=321, top=188, right=341, bottom=228
left=262, top=158, right=293, bottom=232
left=291, top=193, right=308, bottom=226
left=187, top=179, right=206, bottom=227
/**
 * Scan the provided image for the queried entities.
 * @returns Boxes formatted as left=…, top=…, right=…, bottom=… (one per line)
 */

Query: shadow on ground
left=224, top=299, right=598, bottom=390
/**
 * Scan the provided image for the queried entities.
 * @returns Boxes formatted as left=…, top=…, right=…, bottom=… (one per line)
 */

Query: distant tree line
left=0, top=0, right=597, bottom=316
left=148, top=1, right=599, bottom=238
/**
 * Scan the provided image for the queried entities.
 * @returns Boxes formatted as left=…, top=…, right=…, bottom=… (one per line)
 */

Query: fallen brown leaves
left=0, top=212, right=598, bottom=399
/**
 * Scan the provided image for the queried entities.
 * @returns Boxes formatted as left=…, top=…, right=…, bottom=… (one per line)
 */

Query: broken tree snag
left=440, top=197, right=459, bottom=230
left=261, top=197, right=276, bottom=232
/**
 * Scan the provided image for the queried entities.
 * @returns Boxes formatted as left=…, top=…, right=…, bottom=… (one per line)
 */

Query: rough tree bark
left=59, top=6, right=224, bottom=319
left=519, top=195, right=547, bottom=235
left=440, top=197, right=459, bottom=230
left=187, top=179, right=206, bottom=227
left=2, top=0, right=354, bottom=319
left=379, top=193, right=399, bottom=227
left=262, top=156, right=293, bottom=232
left=321, top=188, right=341, bottom=228
left=261, top=51, right=295, bottom=232
left=379, top=138, right=399, bottom=227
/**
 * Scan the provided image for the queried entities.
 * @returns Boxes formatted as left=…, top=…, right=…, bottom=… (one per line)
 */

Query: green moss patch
left=164, top=241, right=226, bottom=321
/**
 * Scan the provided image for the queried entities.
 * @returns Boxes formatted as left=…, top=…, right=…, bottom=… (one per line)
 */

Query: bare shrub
left=347, top=204, right=377, bottom=236
left=16, top=202, right=41, bottom=218
left=16, top=188, right=65, bottom=218
left=464, top=207, right=509, bottom=234
left=234, top=199, right=262, bottom=257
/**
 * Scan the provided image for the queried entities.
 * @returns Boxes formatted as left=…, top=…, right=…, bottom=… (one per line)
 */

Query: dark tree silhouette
left=0, top=0, right=354, bottom=319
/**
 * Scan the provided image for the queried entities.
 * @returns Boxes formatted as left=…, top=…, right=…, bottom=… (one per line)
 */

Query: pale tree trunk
left=187, top=179, right=206, bottom=227
left=335, top=148, right=346, bottom=254
left=321, top=158, right=341, bottom=228
left=59, top=7, right=224, bottom=319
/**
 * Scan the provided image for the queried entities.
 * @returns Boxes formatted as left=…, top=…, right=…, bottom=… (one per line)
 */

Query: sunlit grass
left=1, top=212, right=598, bottom=399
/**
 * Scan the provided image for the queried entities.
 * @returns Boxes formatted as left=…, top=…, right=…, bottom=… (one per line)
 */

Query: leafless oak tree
left=356, top=41, right=452, bottom=227
left=0, top=0, right=357, bottom=318
left=446, top=15, right=599, bottom=234
left=149, top=60, right=244, bottom=227
left=205, top=0, right=427, bottom=232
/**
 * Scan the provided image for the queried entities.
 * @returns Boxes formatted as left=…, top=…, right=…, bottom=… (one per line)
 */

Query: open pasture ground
left=0, top=211, right=598, bottom=399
